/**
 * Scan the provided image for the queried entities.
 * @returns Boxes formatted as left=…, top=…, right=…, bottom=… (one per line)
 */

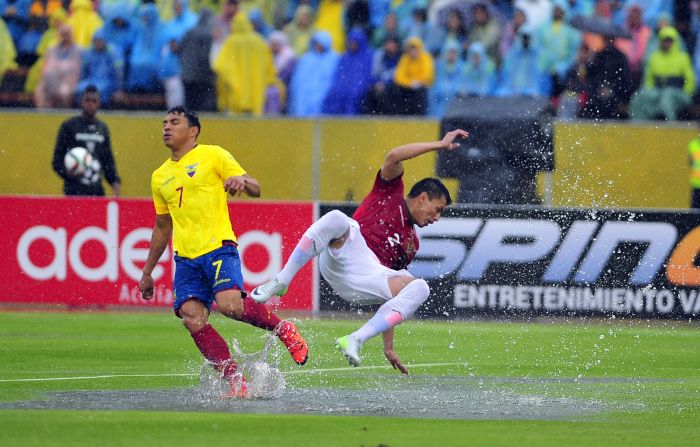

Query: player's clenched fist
left=223, top=175, right=246, bottom=195
left=139, top=273, right=154, bottom=300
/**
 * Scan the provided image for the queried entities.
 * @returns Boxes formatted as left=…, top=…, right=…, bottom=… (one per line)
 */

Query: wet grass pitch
left=0, top=310, right=698, bottom=446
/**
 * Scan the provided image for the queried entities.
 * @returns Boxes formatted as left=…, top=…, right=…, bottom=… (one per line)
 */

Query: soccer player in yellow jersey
left=139, top=106, right=308, bottom=398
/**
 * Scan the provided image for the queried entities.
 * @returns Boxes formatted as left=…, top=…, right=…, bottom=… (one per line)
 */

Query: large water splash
left=198, top=332, right=286, bottom=400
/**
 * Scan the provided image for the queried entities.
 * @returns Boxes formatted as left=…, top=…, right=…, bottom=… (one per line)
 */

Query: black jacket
left=51, top=115, right=121, bottom=196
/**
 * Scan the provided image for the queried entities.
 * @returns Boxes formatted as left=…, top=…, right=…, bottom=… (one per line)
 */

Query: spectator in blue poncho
left=159, top=0, right=198, bottom=108
left=0, top=0, right=30, bottom=46
left=536, top=0, right=580, bottom=97
left=462, top=41, right=496, bottom=96
left=99, top=4, right=135, bottom=67
left=322, top=27, right=374, bottom=115
left=127, top=3, right=165, bottom=93
left=77, top=28, right=122, bottom=105
left=495, top=28, right=548, bottom=97
left=248, top=8, right=272, bottom=38
left=289, top=30, right=339, bottom=116
left=428, top=40, right=464, bottom=117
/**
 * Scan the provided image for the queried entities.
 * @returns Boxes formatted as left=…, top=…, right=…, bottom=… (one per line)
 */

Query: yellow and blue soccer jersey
left=151, top=144, right=246, bottom=258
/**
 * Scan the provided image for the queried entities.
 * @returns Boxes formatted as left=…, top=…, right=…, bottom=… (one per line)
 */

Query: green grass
left=0, top=311, right=699, bottom=446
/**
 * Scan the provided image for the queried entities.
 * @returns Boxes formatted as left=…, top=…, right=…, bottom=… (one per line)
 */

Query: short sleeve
left=216, top=145, right=246, bottom=179
left=151, top=173, right=169, bottom=215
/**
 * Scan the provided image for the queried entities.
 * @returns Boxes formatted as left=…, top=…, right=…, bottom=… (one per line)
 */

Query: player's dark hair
left=408, top=178, right=452, bottom=206
left=82, top=84, right=99, bottom=96
left=167, top=106, right=201, bottom=137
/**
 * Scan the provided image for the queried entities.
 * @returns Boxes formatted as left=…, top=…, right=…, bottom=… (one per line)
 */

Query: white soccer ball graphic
left=64, top=147, right=94, bottom=176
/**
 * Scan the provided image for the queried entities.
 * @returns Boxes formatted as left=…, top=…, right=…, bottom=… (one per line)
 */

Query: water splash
left=197, top=332, right=286, bottom=400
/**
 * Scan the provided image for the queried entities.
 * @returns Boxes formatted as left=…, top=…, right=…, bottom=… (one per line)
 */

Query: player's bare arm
left=383, top=328, right=409, bottom=374
left=139, top=213, right=173, bottom=300
left=224, top=174, right=261, bottom=197
left=380, top=129, right=469, bottom=181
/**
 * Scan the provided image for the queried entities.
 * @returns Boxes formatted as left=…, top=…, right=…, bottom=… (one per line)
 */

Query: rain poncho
left=0, top=17, right=16, bottom=82
left=283, top=4, right=316, bottom=56
left=34, top=25, right=81, bottom=107
left=77, top=29, right=121, bottom=103
left=213, top=13, right=277, bottom=115
left=66, top=0, right=103, bottom=48
left=24, top=7, right=66, bottom=92
left=462, top=41, right=496, bottom=96
left=314, top=0, right=345, bottom=53
left=644, top=26, right=695, bottom=96
left=127, top=4, right=165, bottom=92
left=630, top=26, right=694, bottom=121
left=269, top=30, right=296, bottom=85
left=495, top=29, right=547, bottom=97
left=536, top=3, right=581, bottom=78
left=428, top=40, right=464, bottom=117
left=393, top=36, right=434, bottom=89
left=288, top=30, right=339, bottom=116
left=99, top=4, right=136, bottom=63
left=0, top=0, right=30, bottom=44
left=159, top=0, right=198, bottom=80
left=322, top=28, right=374, bottom=115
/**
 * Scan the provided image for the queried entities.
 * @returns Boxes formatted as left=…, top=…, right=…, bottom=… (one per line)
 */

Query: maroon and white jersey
left=352, top=171, right=418, bottom=271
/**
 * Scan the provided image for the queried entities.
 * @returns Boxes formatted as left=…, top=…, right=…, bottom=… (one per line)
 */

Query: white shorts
left=319, top=218, right=411, bottom=305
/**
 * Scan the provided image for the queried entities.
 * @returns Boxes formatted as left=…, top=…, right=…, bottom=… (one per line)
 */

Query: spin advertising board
left=319, top=205, right=700, bottom=319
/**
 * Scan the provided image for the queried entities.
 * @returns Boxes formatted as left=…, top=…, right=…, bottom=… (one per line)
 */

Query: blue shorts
left=173, top=244, right=244, bottom=314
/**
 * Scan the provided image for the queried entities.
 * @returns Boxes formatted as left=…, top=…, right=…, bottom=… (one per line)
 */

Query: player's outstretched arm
left=383, top=328, right=409, bottom=375
left=139, top=214, right=173, bottom=300
left=380, top=129, right=469, bottom=181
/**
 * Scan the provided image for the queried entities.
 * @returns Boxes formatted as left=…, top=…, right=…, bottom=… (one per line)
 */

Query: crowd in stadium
left=0, top=0, right=697, bottom=120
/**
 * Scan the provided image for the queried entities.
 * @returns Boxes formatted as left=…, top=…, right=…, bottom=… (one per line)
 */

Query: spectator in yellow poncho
left=314, top=0, right=345, bottom=53
left=66, top=0, right=103, bottom=48
left=213, top=12, right=279, bottom=115
left=391, top=36, right=434, bottom=115
left=0, top=17, right=17, bottom=84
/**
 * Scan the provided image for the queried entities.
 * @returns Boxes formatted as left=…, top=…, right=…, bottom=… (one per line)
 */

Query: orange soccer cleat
left=276, top=321, right=308, bottom=365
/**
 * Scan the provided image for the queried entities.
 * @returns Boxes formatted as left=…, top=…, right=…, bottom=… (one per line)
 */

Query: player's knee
left=311, top=209, right=350, bottom=241
left=411, top=278, right=430, bottom=303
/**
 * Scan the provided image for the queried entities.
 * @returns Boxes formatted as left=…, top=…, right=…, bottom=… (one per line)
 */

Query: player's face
left=162, top=113, right=195, bottom=149
left=413, top=193, right=448, bottom=227
left=81, top=93, right=99, bottom=117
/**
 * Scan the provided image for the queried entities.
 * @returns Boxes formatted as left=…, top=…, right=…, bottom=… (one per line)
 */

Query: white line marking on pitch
left=0, top=362, right=468, bottom=383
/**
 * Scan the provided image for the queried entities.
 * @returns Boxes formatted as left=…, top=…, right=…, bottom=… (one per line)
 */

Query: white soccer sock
left=277, top=210, right=350, bottom=286
left=351, top=279, right=430, bottom=344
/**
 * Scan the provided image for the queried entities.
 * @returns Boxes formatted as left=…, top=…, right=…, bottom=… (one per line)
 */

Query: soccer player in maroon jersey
left=251, top=129, right=468, bottom=374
